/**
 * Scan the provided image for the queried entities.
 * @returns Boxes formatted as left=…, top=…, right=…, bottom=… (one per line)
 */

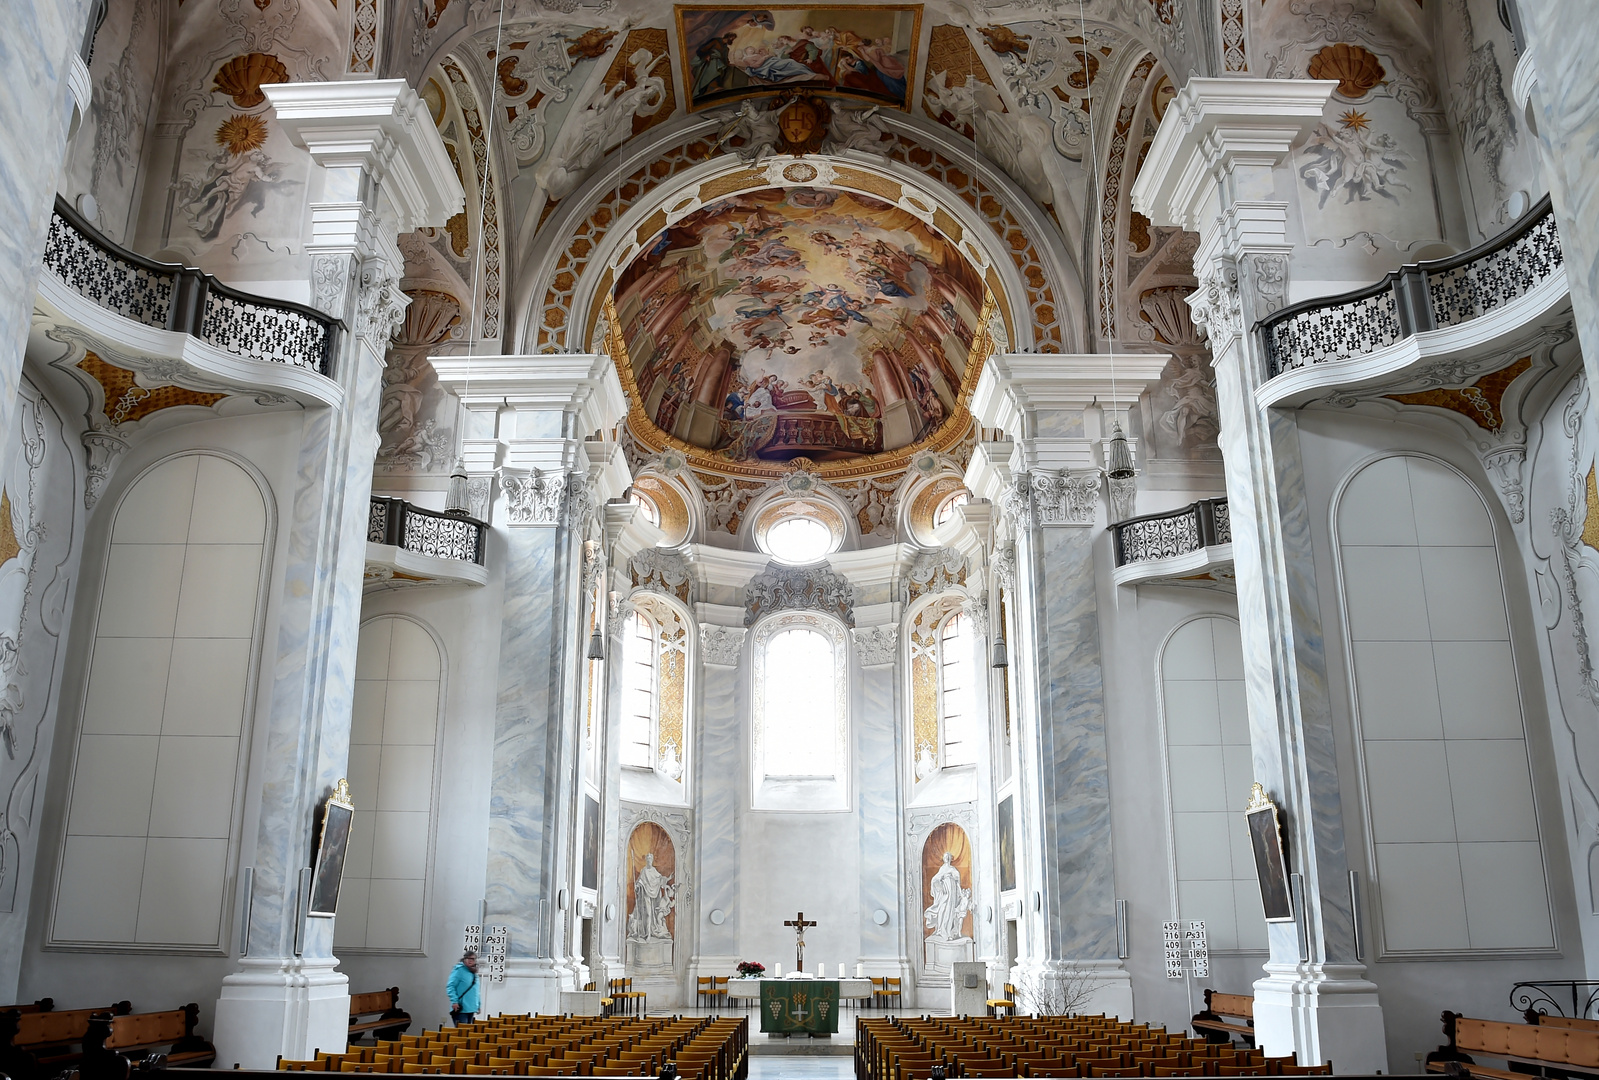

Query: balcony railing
left=1111, top=497, right=1230, bottom=568
left=1260, top=194, right=1564, bottom=378
left=42, top=196, right=340, bottom=375
left=368, top=496, right=486, bottom=565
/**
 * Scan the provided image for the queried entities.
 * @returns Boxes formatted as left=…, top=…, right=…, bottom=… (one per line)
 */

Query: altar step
left=750, top=1036, right=854, bottom=1056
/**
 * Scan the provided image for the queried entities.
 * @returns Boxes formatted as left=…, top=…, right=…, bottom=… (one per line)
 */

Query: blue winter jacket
left=446, top=962, right=480, bottom=1013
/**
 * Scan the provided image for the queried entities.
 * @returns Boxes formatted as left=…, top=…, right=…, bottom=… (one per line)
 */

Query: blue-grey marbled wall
left=857, top=659, right=902, bottom=964
left=695, top=658, right=742, bottom=958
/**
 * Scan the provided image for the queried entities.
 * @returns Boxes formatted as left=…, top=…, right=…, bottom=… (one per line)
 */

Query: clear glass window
left=934, top=491, right=970, bottom=527
left=940, top=612, right=979, bottom=767
left=620, top=610, right=655, bottom=769
left=629, top=490, right=660, bottom=527
left=765, top=516, right=832, bottom=564
left=761, top=625, right=838, bottom=777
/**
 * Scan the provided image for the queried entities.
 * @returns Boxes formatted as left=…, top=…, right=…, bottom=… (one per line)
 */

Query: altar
left=724, top=978, right=874, bottom=1034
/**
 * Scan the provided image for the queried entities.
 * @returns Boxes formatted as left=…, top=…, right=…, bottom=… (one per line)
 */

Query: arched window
left=620, top=609, right=655, bottom=770
left=629, top=490, right=659, bottom=527
left=934, top=490, right=969, bottom=527
left=940, top=612, right=978, bottom=766
left=752, top=612, right=848, bottom=810
left=762, top=625, right=837, bottom=777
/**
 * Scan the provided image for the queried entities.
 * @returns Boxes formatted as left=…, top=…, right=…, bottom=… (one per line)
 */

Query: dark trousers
left=450, top=1011, right=474, bottom=1025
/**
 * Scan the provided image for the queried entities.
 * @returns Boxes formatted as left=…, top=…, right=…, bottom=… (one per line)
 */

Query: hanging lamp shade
left=990, top=635, right=1009, bottom=669
left=1105, top=421, right=1136, bottom=480
left=586, top=624, right=606, bottom=661
left=446, top=458, right=471, bottom=516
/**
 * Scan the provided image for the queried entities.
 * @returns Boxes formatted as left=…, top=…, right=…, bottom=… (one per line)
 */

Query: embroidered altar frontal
left=760, top=980, right=840, bottom=1034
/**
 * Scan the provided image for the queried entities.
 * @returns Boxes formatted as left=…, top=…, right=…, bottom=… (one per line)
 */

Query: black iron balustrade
left=42, top=196, right=341, bottom=375
left=1260, top=194, right=1563, bottom=377
left=1510, top=980, right=1599, bottom=1022
left=368, top=496, right=486, bottom=565
left=1111, top=497, right=1230, bottom=568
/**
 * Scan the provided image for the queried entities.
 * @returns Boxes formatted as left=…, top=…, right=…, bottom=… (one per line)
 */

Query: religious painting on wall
left=921, top=822, right=974, bottom=971
left=676, top=6, right=922, bottom=111
left=581, top=795, right=600, bottom=891
left=625, top=822, right=680, bottom=969
left=307, top=779, right=355, bottom=918
left=1245, top=784, right=1294, bottom=923
left=612, top=185, right=986, bottom=464
left=997, top=796, right=1016, bottom=893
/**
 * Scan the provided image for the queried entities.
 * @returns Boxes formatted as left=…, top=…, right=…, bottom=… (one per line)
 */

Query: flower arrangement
left=736, top=961, right=766, bottom=978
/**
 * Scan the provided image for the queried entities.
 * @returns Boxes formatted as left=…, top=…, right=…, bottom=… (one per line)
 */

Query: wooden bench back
left=350, top=990, right=400, bottom=1016
left=105, top=1009, right=188, bottom=1051
left=1206, top=992, right=1254, bottom=1019
left=1456, top=1017, right=1599, bottom=1068
left=15, top=1005, right=128, bottom=1047
left=1533, top=1015, right=1599, bottom=1032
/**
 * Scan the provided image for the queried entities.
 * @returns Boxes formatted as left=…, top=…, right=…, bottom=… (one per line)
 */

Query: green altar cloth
left=759, top=980, right=840, bottom=1034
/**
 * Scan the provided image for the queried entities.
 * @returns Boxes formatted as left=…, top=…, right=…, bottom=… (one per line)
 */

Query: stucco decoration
left=744, top=560, right=855, bottom=626
left=698, top=623, right=746, bottom=666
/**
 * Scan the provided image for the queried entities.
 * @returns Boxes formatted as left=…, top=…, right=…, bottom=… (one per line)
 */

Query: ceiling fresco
left=676, top=6, right=922, bottom=112
left=613, top=186, right=987, bottom=464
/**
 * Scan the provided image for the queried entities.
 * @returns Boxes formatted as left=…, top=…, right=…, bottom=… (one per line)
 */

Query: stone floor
left=749, top=1059, right=854, bottom=1079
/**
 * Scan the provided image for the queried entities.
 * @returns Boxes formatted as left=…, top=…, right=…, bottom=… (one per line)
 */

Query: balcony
left=33, top=196, right=344, bottom=410
left=1258, top=195, right=1569, bottom=409
left=365, top=496, right=488, bottom=589
left=1110, top=497, right=1233, bottom=589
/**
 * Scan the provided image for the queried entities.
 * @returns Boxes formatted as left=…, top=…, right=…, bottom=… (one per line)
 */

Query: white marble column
left=0, top=2, right=94, bottom=523
left=213, top=82, right=461, bottom=1069
left=1132, top=78, right=1387, bottom=1071
left=433, top=354, right=629, bottom=1013
left=966, top=356, right=1164, bottom=1019
left=692, top=623, right=745, bottom=978
left=852, top=624, right=908, bottom=981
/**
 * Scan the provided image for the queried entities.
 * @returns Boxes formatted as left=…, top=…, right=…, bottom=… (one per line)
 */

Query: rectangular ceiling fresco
left=675, top=5, right=923, bottom=111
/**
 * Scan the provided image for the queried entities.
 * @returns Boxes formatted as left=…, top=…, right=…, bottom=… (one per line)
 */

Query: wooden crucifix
left=783, top=911, right=818, bottom=972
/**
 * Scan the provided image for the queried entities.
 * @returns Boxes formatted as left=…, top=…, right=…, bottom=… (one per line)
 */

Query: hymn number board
left=1163, top=920, right=1208, bottom=979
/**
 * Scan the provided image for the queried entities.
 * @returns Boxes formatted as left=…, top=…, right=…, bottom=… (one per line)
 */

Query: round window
left=765, top=516, right=833, bottom=564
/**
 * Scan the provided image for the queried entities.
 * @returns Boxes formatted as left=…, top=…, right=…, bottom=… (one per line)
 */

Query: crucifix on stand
left=783, top=911, right=817, bottom=972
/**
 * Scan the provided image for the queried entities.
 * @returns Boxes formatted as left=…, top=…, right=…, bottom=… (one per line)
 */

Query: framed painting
left=307, top=778, right=355, bottom=918
left=1245, top=783, right=1295, bottom=923
left=675, top=6, right=923, bottom=112
left=582, top=794, right=601, bottom=891
left=997, top=796, right=1016, bottom=893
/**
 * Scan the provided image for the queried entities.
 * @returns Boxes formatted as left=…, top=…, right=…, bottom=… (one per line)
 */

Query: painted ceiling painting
left=613, top=186, right=986, bottom=464
left=676, top=6, right=922, bottom=111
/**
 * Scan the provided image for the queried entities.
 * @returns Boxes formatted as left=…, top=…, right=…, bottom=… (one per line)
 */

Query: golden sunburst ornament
left=1338, top=109, right=1371, bottom=132
left=215, top=113, right=268, bottom=155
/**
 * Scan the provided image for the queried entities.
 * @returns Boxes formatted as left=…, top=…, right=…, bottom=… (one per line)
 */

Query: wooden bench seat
left=350, top=989, right=412, bottom=1043
left=0, top=999, right=53, bottom=1015
left=1192, top=991, right=1256, bottom=1046
left=1426, top=1011, right=1599, bottom=1080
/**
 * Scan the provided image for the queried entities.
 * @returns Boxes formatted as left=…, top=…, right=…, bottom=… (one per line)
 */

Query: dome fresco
left=612, top=186, right=987, bottom=463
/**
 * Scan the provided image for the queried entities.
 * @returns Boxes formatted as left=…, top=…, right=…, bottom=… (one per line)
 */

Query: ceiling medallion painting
left=676, top=6, right=923, bottom=112
left=613, top=185, right=987, bottom=465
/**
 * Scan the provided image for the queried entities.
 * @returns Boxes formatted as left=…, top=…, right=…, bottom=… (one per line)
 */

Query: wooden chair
left=695, top=977, right=714, bottom=1010
left=986, top=983, right=1017, bottom=1019
left=710, top=976, right=730, bottom=1013
left=879, top=977, right=903, bottom=1013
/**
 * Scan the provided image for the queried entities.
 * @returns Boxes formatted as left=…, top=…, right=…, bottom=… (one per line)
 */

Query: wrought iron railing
left=1111, top=497, right=1230, bottom=568
left=1260, top=194, right=1563, bottom=377
left=1510, top=980, right=1599, bottom=1021
left=368, top=496, right=486, bottom=565
left=42, top=196, right=340, bottom=375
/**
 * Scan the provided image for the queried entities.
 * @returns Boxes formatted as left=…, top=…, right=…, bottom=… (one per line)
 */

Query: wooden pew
left=104, top=1003, right=216, bottom=1068
left=0, top=1000, right=133, bottom=1079
left=0, top=999, right=52, bottom=1014
left=1426, top=1011, right=1599, bottom=1079
left=349, top=988, right=411, bottom=1044
left=1526, top=1012, right=1599, bottom=1031
left=1192, top=989, right=1256, bottom=1046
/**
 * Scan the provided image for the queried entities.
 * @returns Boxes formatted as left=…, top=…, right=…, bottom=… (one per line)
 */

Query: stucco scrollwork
left=905, top=547, right=967, bottom=602
left=356, top=264, right=408, bottom=345
left=630, top=548, right=693, bottom=604
left=698, top=623, right=746, bottom=667
left=1187, top=265, right=1242, bottom=345
left=501, top=468, right=565, bottom=526
left=851, top=624, right=898, bottom=667
left=1243, top=253, right=1289, bottom=319
left=744, top=560, right=855, bottom=627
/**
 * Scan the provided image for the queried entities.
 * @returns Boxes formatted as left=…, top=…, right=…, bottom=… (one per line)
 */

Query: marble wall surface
left=692, top=641, right=742, bottom=967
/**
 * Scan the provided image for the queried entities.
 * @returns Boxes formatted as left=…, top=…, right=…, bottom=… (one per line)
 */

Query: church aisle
left=749, top=1058, right=855, bottom=1079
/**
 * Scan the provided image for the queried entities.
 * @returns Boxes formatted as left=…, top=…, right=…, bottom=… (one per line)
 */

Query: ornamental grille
left=1117, top=507, right=1201, bottom=564
left=44, top=209, right=173, bottom=328
left=367, top=498, right=389, bottom=543
left=1429, top=207, right=1563, bottom=327
left=200, top=291, right=330, bottom=372
left=401, top=505, right=482, bottom=563
left=1212, top=500, right=1231, bottom=545
left=1265, top=287, right=1401, bottom=375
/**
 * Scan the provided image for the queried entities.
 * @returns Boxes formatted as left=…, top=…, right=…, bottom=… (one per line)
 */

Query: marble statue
left=925, top=852, right=973, bottom=942
left=627, top=853, right=678, bottom=941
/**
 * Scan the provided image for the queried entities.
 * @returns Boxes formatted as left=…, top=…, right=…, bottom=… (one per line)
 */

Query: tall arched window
left=620, top=609, right=655, bottom=770
left=940, top=613, right=978, bottom=767
left=752, top=612, right=848, bottom=810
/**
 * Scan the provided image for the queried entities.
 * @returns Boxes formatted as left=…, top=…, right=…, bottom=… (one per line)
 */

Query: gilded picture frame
left=1245, top=783, right=1295, bottom=923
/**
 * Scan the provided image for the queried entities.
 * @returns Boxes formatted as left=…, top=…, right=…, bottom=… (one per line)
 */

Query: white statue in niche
left=627, top=853, right=678, bottom=942
left=924, top=852, right=973, bottom=942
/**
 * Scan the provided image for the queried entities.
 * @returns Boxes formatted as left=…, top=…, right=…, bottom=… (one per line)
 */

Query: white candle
left=856, top=963, right=865, bottom=978
left=775, top=962, right=783, bottom=977
left=817, top=963, right=826, bottom=977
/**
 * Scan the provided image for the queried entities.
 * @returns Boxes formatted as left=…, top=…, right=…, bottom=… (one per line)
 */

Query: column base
left=1015, top=959, right=1134, bottom=1020
left=213, top=956, right=350, bottom=1070
left=490, top=958, right=569, bottom=1016
left=1253, top=961, right=1387, bottom=1073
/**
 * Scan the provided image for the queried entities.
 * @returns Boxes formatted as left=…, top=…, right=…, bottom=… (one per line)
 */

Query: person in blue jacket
left=446, top=950, right=480, bottom=1025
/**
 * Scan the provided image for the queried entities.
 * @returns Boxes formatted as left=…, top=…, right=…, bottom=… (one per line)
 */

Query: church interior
left=3, top=0, right=1599, bottom=1075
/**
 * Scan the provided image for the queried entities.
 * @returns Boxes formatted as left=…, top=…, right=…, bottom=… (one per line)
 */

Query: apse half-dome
left=612, top=185, right=988, bottom=464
